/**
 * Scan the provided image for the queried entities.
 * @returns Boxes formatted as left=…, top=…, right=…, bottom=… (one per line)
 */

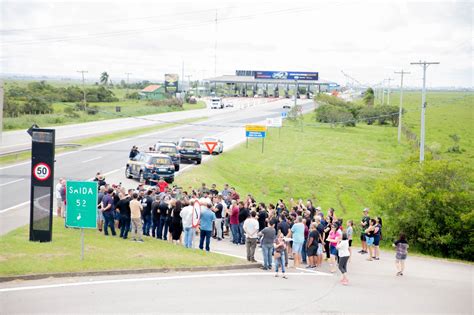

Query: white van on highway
left=210, top=97, right=224, bottom=109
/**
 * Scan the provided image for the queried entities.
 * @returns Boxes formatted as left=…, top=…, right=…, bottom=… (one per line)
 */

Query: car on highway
left=154, top=141, right=181, bottom=171
left=177, top=138, right=202, bottom=164
left=210, top=97, right=224, bottom=109
left=125, top=152, right=175, bottom=183
left=199, top=136, right=224, bottom=155
left=282, top=103, right=293, bottom=109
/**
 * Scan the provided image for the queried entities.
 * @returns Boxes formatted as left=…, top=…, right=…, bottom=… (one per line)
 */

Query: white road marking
left=0, top=272, right=324, bottom=293
left=0, top=178, right=25, bottom=187
left=0, top=201, right=30, bottom=214
left=81, top=156, right=102, bottom=164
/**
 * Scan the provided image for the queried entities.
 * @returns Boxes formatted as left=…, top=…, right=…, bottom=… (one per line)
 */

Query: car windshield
left=159, top=146, right=176, bottom=153
left=182, top=141, right=199, bottom=148
left=150, top=157, right=171, bottom=165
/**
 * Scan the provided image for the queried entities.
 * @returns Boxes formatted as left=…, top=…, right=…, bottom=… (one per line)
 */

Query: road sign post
left=28, top=127, right=55, bottom=243
left=66, top=180, right=98, bottom=260
left=245, top=124, right=267, bottom=153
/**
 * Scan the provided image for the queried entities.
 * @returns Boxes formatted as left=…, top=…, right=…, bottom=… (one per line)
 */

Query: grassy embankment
left=3, top=80, right=207, bottom=131
left=0, top=117, right=207, bottom=166
left=0, top=219, right=241, bottom=276
left=176, top=91, right=472, bottom=241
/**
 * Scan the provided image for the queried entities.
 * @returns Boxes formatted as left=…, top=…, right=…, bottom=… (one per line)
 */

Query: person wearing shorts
left=365, top=219, right=376, bottom=261
left=359, top=209, right=370, bottom=254
left=306, top=223, right=319, bottom=268
left=326, top=224, right=342, bottom=273
left=393, top=233, right=409, bottom=276
left=290, top=216, right=305, bottom=268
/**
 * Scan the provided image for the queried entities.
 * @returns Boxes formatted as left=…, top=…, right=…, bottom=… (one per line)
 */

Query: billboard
left=165, top=74, right=179, bottom=93
left=254, top=71, right=318, bottom=81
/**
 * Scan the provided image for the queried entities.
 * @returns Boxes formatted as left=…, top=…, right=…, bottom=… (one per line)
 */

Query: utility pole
left=381, top=80, right=385, bottom=105
left=77, top=70, right=88, bottom=108
left=386, top=78, right=394, bottom=105
left=125, top=72, right=132, bottom=98
left=410, top=61, right=440, bottom=162
left=394, top=70, right=410, bottom=143
left=0, top=80, right=4, bottom=138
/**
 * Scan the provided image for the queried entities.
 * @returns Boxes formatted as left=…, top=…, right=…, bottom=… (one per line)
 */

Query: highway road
left=0, top=98, right=313, bottom=235
left=1, top=236, right=472, bottom=314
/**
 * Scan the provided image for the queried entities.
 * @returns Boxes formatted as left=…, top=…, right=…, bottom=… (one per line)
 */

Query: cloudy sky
left=1, top=0, right=472, bottom=88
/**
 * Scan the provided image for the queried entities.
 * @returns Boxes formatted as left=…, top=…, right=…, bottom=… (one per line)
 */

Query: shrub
left=147, top=98, right=183, bottom=107
left=63, top=106, right=80, bottom=118
left=315, top=104, right=355, bottom=127
left=373, top=160, right=474, bottom=260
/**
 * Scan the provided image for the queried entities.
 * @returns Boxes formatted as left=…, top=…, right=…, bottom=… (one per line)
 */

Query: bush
left=126, top=91, right=140, bottom=100
left=63, top=106, right=80, bottom=118
left=86, top=105, right=100, bottom=115
left=315, top=104, right=355, bottom=127
left=22, top=96, right=53, bottom=114
left=373, top=160, right=474, bottom=260
left=147, top=98, right=183, bottom=107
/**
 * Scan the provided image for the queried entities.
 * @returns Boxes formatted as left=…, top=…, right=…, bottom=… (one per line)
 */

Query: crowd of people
left=55, top=173, right=409, bottom=283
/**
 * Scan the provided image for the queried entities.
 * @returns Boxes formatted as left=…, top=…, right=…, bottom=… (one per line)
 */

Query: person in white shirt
left=243, top=210, right=259, bottom=262
left=55, top=178, right=64, bottom=218
left=337, top=232, right=351, bottom=285
left=180, top=199, right=195, bottom=248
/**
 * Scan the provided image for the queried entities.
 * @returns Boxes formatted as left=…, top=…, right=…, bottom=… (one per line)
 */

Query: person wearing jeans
left=101, top=188, right=116, bottom=236
left=180, top=200, right=195, bottom=248
left=229, top=201, right=240, bottom=244
left=198, top=200, right=216, bottom=252
left=243, top=211, right=259, bottom=262
left=274, top=233, right=287, bottom=278
left=259, top=221, right=276, bottom=270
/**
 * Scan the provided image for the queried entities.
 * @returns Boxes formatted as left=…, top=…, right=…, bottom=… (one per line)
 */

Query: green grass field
left=0, top=219, right=241, bottom=276
left=3, top=80, right=207, bottom=130
left=177, top=116, right=412, bottom=227
left=387, top=91, right=473, bottom=162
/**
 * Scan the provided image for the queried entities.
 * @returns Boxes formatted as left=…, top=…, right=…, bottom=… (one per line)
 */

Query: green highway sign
left=65, top=181, right=98, bottom=229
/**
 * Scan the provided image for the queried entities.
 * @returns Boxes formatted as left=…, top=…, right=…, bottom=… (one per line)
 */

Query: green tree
left=100, top=72, right=109, bottom=85
left=363, top=87, right=375, bottom=107
left=373, top=160, right=474, bottom=260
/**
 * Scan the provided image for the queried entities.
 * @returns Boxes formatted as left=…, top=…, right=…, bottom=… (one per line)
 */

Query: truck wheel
left=196, top=159, right=201, bottom=165
left=125, top=166, right=132, bottom=178
left=175, top=164, right=180, bottom=171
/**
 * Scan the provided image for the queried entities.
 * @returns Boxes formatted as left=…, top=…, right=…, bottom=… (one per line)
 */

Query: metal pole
left=395, top=70, right=410, bottom=143
left=410, top=61, right=439, bottom=163
left=81, top=228, right=84, bottom=260
left=381, top=80, right=385, bottom=105
left=125, top=72, right=132, bottom=98
left=77, top=70, right=88, bottom=107
left=246, top=138, right=248, bottom=148
left=262, top=137, right=264, bottom=153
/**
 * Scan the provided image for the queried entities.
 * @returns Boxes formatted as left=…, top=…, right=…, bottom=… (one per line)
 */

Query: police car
left=125, top=152, right=175, bottom=183
left=154, top=141, right=181, bottom=171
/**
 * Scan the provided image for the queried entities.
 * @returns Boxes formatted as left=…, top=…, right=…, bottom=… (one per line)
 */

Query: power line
left=394, top=70, right=410, bottom=143
left=3, top=7, right=314, bottom=46
left=410, top=61, right=440, bottom=163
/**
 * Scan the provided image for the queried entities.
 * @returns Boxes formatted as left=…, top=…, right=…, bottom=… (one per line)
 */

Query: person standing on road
left=365, top=219, right=376, bottom=261
left=274, top=233, right=287, bottom=279
left=221, top=184, right=232, bottom=207
left=180, top=199, right=194, bottom=248
left=238, top=201, right=249, bottom=245
left=393, top=233, right=409, bottom=276
left=257, top=203, right=268, bottom=231
left=326, top=223, right=342, bottom=272
left=337, top=232, right=351, bottom=285
left=259, top=220, right=276, bottom=270
left=130, top=193, right=144, bottom=242
left=55, top=178, right=65, bottom=218
left=306, top=223, right=319, bottom=268
left=289, top=216, right=305, bottom=268
left=229, top=200, right=240, bottom=244
left=347, top=220, right=354, bottom=259
left=243, top=211, right=259, bottom=262
left=198, top=199, right=216, bottom=251
left=359, top=208, right=370, bottom=254
left=373, top=217, right=383, bottom=260
left=101, top=188, right=116, bottom=236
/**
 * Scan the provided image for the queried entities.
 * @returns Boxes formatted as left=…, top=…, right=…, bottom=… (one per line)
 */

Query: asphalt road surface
left=0, top=98, right=313, bottom=235
left=1, top=235, right=472, bottom=314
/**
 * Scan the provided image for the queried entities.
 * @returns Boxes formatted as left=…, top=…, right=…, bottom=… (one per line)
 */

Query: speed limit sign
left=33, top=163, right=51, bottom=181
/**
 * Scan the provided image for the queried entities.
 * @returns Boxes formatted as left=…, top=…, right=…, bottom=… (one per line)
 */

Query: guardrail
left=0, top=143, right=82, bottom=157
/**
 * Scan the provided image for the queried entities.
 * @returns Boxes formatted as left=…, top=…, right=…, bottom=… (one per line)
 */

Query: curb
left=0, top=263, right=260, bottom=283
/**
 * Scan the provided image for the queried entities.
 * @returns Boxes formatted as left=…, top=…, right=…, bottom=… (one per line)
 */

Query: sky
left=0, top=0, right=472, bottom=88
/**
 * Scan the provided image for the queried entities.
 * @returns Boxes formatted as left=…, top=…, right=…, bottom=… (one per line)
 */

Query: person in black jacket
left=238, top=201, right=249, bottom=245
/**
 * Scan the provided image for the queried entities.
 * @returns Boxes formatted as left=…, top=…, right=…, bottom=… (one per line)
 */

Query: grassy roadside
left=3, top=101, right=207, bottom=131
left=176, top=114, right=412, bottom=229
left=0, top=117, right=207, bottom=166
left=0, top=219, right=242, bottom=276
